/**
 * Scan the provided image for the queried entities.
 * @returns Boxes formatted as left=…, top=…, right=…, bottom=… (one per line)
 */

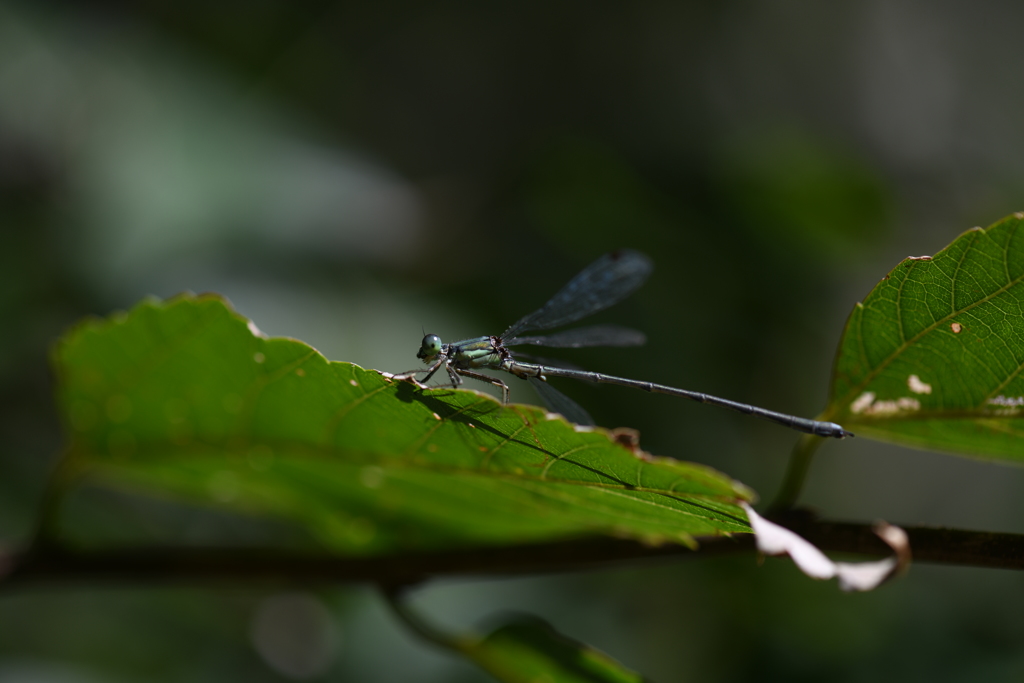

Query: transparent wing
left=502, top=250, right=652, bottom=340
left=508, top=351, right=588, bottom=371
left=506, top=324, right=646, bottom=348
left=528, top=377, right=594, bottom=426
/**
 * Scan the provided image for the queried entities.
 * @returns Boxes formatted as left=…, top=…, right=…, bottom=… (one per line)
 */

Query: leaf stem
left=29, top=450, right=81, bottom=551
left=380, top=585, right=475, bottom=654
left=771, top=433, right=822, bottom=511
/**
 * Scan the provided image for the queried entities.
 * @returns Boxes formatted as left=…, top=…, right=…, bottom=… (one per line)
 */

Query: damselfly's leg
left=445, top=364, right=463, bottom=388
left=391, top=357, right=447, bottom=384
left=421, top=357, right=448, bottom=383
left=454, top=369, right=511, bottom=403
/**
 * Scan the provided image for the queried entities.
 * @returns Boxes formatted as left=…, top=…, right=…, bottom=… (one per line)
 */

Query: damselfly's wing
left=502, top=250, right=652, bottom=340
left=528, top=377, right=594, bottom=426
left=506, top=350, right=588, bottom=371
left=506, top=324, right=645, bottom=348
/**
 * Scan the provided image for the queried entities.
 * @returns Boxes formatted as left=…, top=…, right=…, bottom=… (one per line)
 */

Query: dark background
left=4, top=2, right=1024, bottom=680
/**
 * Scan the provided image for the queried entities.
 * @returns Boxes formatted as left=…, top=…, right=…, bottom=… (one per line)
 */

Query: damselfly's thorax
left=447, top=335, right=504, bottom=370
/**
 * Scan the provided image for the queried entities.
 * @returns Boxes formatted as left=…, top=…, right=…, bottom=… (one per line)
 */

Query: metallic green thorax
left=451, top=336, right=504, bottom=369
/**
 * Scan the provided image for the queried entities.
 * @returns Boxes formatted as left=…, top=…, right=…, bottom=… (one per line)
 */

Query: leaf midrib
left=74, top=437, right=746, bottom=503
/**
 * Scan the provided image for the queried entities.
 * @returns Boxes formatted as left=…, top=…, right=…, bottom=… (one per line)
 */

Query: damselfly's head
left=417, top=334, right=444, bottom=363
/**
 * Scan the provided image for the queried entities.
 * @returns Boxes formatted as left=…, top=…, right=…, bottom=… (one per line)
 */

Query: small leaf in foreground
left=827, top=213, right=1024, bottom=460
left=51, top=295, right=754, bottom=554
left=464, top=616, right=646, bottom=683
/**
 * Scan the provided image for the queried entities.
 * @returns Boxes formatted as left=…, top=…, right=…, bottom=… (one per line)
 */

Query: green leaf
left=464, top=616, right=646, bottom=683
left=827, top=213, right=1024, bottom=460
left=52, top=295, right=753, bottom=553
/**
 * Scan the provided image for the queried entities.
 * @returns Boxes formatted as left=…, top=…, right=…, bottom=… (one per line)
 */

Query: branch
left=4, top=515, right=1024, bottom=589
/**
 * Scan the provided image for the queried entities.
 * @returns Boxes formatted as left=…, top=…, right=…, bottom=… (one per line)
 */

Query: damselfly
left=401, top=250, right=851, bottom=438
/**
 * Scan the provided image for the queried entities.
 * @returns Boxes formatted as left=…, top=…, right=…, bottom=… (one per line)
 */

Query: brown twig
left=3, top=514, right=1024, bottom=590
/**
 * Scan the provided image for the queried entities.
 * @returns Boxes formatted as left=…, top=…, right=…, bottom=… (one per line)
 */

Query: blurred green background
left=4, top=1, right=1024, bottom=681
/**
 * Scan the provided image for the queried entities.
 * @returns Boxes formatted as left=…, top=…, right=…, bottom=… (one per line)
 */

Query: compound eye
left=418, top=334, right=443, bottom=359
